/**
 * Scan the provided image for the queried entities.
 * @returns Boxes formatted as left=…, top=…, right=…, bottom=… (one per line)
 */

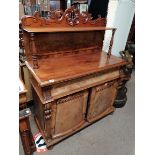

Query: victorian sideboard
left=21, top=7, right=129, bottom=148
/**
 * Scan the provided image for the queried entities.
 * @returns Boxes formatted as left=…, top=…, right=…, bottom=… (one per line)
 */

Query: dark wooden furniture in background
left=19, top=78, right=28, bottom=109
left=21, top=6, right=129, bottom=148
left=19, top=61, right=33, bottom=103
left=19, top=78, right=36, bottom=155
left=20, top=22, right=33, bottom=103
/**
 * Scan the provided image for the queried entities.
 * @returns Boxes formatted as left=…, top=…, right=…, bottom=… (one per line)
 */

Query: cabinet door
left=53, top=90, right=88, bottom=138
left=87, top=81, right=117, bottom=122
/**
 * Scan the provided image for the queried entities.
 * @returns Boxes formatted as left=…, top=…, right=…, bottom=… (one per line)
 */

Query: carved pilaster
left=30, top=33, right=39, bottom=69
left=51, top=103, right=57, bottom=136
left=44, top=103, right=52, bottom=142
left=107, top=28, right=116, bottom=58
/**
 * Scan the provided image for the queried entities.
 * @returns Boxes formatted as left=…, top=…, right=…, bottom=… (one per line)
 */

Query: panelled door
left=87, top=80, right=117, bottom=122
left=53, top=90, right=88, bottom=138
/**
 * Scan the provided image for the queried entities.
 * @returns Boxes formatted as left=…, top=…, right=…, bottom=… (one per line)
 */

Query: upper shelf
left=22, top=27, right=115, bottom=33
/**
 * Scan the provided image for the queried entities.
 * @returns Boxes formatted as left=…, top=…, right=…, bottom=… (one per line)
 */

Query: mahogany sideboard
left=21, top=7, right=129, bottom=148
left=19, top=78, right=36, bottom=154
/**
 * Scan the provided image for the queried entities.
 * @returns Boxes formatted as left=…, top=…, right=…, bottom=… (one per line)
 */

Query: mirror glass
left=20, top=0, right=109, bottom=19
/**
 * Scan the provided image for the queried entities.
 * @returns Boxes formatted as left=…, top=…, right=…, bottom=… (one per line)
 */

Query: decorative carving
left=96, top=80, right=116, bottom=92
left=44, top=107, right=52, bottom=120
left=30, top=33, right=39, bottom=69
left=44, top=109, right=52, bottom=115
left=65, top=6, right=80, bottom=26
left=49, top=10, right=64, bottom=22
left=43, top=86, right=52, bottom=101
left=21, top=6, right=106, bottom=28
left=114, top=58, right=132, bottom=108
left=120, top=51, right=133, bottom=77
left=107, top=28, right=116, bottom=57
left=57, top=93, right=83, bottom=104
left=114, top=79, right=128, bottom=108
left=43, top=103, right=52, bottom=140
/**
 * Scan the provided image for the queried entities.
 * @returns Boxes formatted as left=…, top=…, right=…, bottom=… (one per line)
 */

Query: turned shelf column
left=107, top=28, right=116, bottom=58
left=30, top=33, right=39, bottom=69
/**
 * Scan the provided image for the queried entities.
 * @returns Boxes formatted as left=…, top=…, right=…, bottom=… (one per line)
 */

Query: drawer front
left=51, top=70, right=120, bottom=100
left=87, top=81, right=117, bottom=122
left=53, top=90, right=88, bottom=138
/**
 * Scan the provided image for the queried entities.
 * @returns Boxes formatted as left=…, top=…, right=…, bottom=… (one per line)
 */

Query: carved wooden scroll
left=21, top=6, right=107, bottom=28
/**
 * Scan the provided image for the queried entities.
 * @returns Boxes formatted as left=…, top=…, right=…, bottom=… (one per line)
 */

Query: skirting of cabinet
left=34, top=106, right=114, bottom=148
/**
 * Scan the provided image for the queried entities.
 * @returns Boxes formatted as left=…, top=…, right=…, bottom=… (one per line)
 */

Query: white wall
left=103, top=0, right=135, bottom=57
left=103, top=0, right=119, bottom=53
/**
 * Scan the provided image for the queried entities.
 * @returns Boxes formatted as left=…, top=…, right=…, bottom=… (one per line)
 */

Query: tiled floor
left=20, top=72, right=135, bottom=155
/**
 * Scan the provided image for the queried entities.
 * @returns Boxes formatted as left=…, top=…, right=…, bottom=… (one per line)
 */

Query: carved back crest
left=21, top=6, right=107, bottom=28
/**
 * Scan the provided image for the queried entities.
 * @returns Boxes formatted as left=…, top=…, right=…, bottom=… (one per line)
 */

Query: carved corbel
left=114, top=67, right=130, bottom=108
left=114, top=76, right=128, bottom=108
left=30, top=33, right=39, bottom=69
left=42, top=86, right=52, bottom=101
left=114, top=50, right=133, bottom=108
left=43, top=102, right=57, bottom=142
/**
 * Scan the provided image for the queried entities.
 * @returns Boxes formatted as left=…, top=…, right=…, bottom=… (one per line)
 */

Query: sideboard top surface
left=26, top=51, right=127, bottom=87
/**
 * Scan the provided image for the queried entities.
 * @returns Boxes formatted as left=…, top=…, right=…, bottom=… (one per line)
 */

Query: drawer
left=51, top=69, right=120, bottom=100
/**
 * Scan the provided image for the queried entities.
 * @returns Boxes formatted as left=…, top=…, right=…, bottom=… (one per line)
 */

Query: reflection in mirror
left=71, top=0, right=88, bottom=12
left=88, top=0, right=109, bottom=19
left=20, top=0, right=109, bottom=20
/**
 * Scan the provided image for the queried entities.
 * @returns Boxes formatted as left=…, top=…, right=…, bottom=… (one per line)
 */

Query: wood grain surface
left=26, top=51, right=127, bottom=86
